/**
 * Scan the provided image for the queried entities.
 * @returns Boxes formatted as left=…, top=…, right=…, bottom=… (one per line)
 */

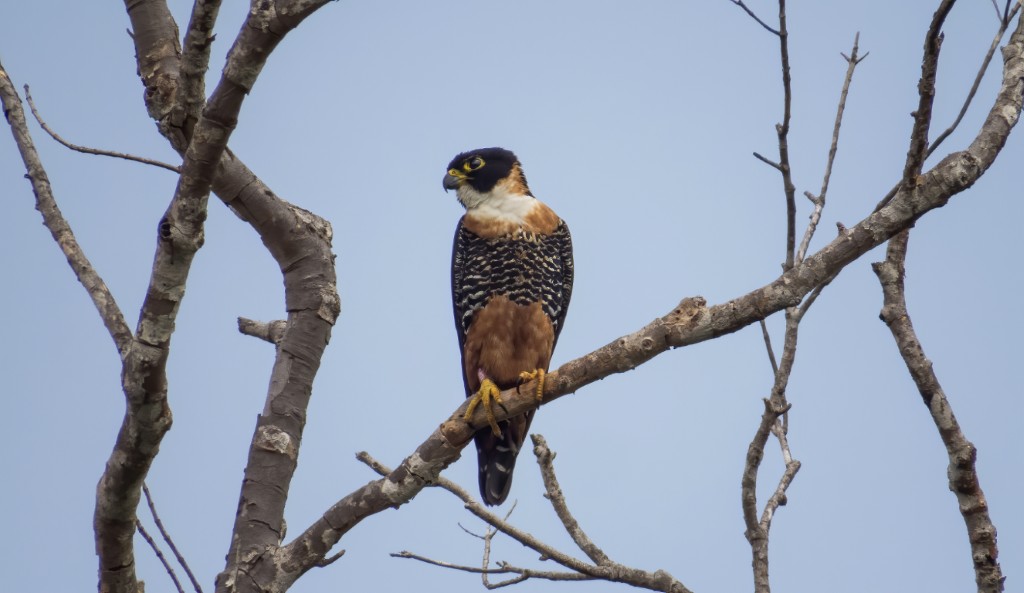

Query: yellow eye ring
left=464, top=156, right=485, bottom=171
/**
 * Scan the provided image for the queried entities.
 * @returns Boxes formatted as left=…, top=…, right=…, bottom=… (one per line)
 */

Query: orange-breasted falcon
left=444, top=147, right=574, bottom=506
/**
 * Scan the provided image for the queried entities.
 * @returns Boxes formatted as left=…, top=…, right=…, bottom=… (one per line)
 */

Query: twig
left=142, top=483, right=204, bottom=593
left=760, top=422, right=801, bottom=530
left=776, top=0, right=797, bottom=271
left=0, top=63, right=132, bottom=355
left=531, top=435, right=611, bottom=566
left=358, top=451, right=692, bottom=593
left=752, top=151, right=783, bottom=172
left=137, top=521, right=186, bottom=593
left=23, top=85, right=180, bottom=173
left=796, top=33, right=865, bottom=264
left=927, top=1, right=1022, bottom=158
left=741, top=398, right=794, bottom=593
left=355, top=452, right=598, bottom=577
left=728, top=0, right=781, bottom=35
left=759, top=320, right=779, bottom=375
left=872, top=230, right=1004, bottom=592
left=390, top=550, right=593, bottom=588
left=905, top=0, right=956, bottom=189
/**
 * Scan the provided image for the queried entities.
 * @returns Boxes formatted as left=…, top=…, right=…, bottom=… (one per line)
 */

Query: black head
left=443, top=147, right=527, bottom=194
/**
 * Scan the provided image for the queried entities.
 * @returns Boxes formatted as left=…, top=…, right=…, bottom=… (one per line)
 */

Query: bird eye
left=464, top=156, right=485, bottom=171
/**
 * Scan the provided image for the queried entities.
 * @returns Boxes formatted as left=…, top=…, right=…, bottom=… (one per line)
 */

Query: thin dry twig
left=872, top=231, right=1004, bottom=592
left=728, top=0, right=781, bottom=35
left=875, top=0, right=959, bottom=213
left=142, top=483, right=204, bottom=593
left=760, top=422, right=801, bottom=529
left=796, top=33, right=865, bottom=264
left=776, top=0, right=797, bottom=271
left=136, top=521, right=187, bottom=593
left=24, top=85, right=180, bottom=173
left=927, top=1, right=1022, bottom=158
left=358, top=450, right=691, bottom=593
left=752, top=151, right=784, bottom=171
left=759, top=320, right=779, bottom=375
left=531, top=435, right=611, bottom=566
left=390, top=550, right=592, bottom=588
left=0, top=65, right=132, bottom=354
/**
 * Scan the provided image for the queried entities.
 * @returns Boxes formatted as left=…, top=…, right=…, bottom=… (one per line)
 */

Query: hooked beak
left=443, top=172, right=463, bottom=192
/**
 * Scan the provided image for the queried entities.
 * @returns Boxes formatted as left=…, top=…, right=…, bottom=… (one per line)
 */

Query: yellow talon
left=518, top=368, right=546, bottom=402
left=465, top=378, right=503, bottom=436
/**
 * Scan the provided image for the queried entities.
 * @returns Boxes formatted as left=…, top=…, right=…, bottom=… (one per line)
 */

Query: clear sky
left=1, top=2, right=1021, bottom=592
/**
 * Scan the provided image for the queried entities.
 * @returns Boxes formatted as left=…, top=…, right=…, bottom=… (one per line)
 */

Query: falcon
left=444, top=147, right=574, bottom=506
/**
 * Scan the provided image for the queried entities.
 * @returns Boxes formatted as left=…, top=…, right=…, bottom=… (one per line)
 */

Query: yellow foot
left=518, top=368, right=546, bottom=402
left=464, top=378, right=503, bottom=436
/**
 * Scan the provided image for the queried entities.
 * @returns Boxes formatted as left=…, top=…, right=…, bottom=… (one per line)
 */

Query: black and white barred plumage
left=451, top=221, right=574, bottom=352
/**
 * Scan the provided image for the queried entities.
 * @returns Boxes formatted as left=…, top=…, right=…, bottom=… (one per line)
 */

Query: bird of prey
left=444, top=147, right=574, bottom=506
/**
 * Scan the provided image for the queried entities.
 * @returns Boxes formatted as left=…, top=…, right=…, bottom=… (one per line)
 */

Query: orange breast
left=462, top=295, right=555, bottom=393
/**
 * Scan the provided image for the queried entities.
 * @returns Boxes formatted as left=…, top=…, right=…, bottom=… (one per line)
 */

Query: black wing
left=451, top=218, right=575, bottom=392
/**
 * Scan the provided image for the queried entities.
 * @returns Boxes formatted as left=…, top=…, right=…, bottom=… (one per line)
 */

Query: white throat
left=457, top=185, right=535, bottom=224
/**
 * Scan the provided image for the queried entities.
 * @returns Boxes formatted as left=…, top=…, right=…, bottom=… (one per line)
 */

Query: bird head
left=443, top=147, right=532, bottom=209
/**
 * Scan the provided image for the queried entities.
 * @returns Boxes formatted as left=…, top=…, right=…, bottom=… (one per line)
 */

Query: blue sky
left=1, top=2, right=1021, bottom=592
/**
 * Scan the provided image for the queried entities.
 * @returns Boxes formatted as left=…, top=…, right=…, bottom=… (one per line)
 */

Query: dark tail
left=475, top=410, right=534, bottom=505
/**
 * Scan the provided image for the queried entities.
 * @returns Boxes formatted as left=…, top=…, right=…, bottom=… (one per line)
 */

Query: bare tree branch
left=361, top=450, right=692, bottom=593
left=23, top=85, right=180, bottom=173
left=760, top=422, right=800, bottom=530
left=531, top=435, right=611, bottom=567
left=728, top=0, right=781, bottom=36
left=80, top=2, right=339, bottom=592
left=0, top=65, right=133, bottom=355
left=872, top=230, right=1004, bottom=592
left=237, top=317, right=287, bottom=345
left=741, top=397, right=793, bottom=593
left=176, top=0, right=222, bottom=137
left=142, top=483, right=204, bottom=593
left=282, top=26, right=1024, bottom=556
left=752, top=151, right=784, bottom=171
left=391, top=551, right=594, bottom=587
left=137, top=521, right=187, bottom=593
left=928, top=1, right=1022, bottom=158
left=758, top=319, right=779, bottom=374
left=903, top=0, right=956, bottom=189
left=776, top=0, right=797, bottom=271
left=796, top=34, right=864, bottom=264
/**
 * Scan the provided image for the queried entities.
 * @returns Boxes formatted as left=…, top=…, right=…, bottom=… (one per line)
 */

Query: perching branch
left=281, top=21, right=1024, bottom=556
left=872, top=231, right=1004, bottom=592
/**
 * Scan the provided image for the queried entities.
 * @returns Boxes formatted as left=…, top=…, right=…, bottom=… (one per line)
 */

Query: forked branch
left=368, top=438, right=692, bottom=593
